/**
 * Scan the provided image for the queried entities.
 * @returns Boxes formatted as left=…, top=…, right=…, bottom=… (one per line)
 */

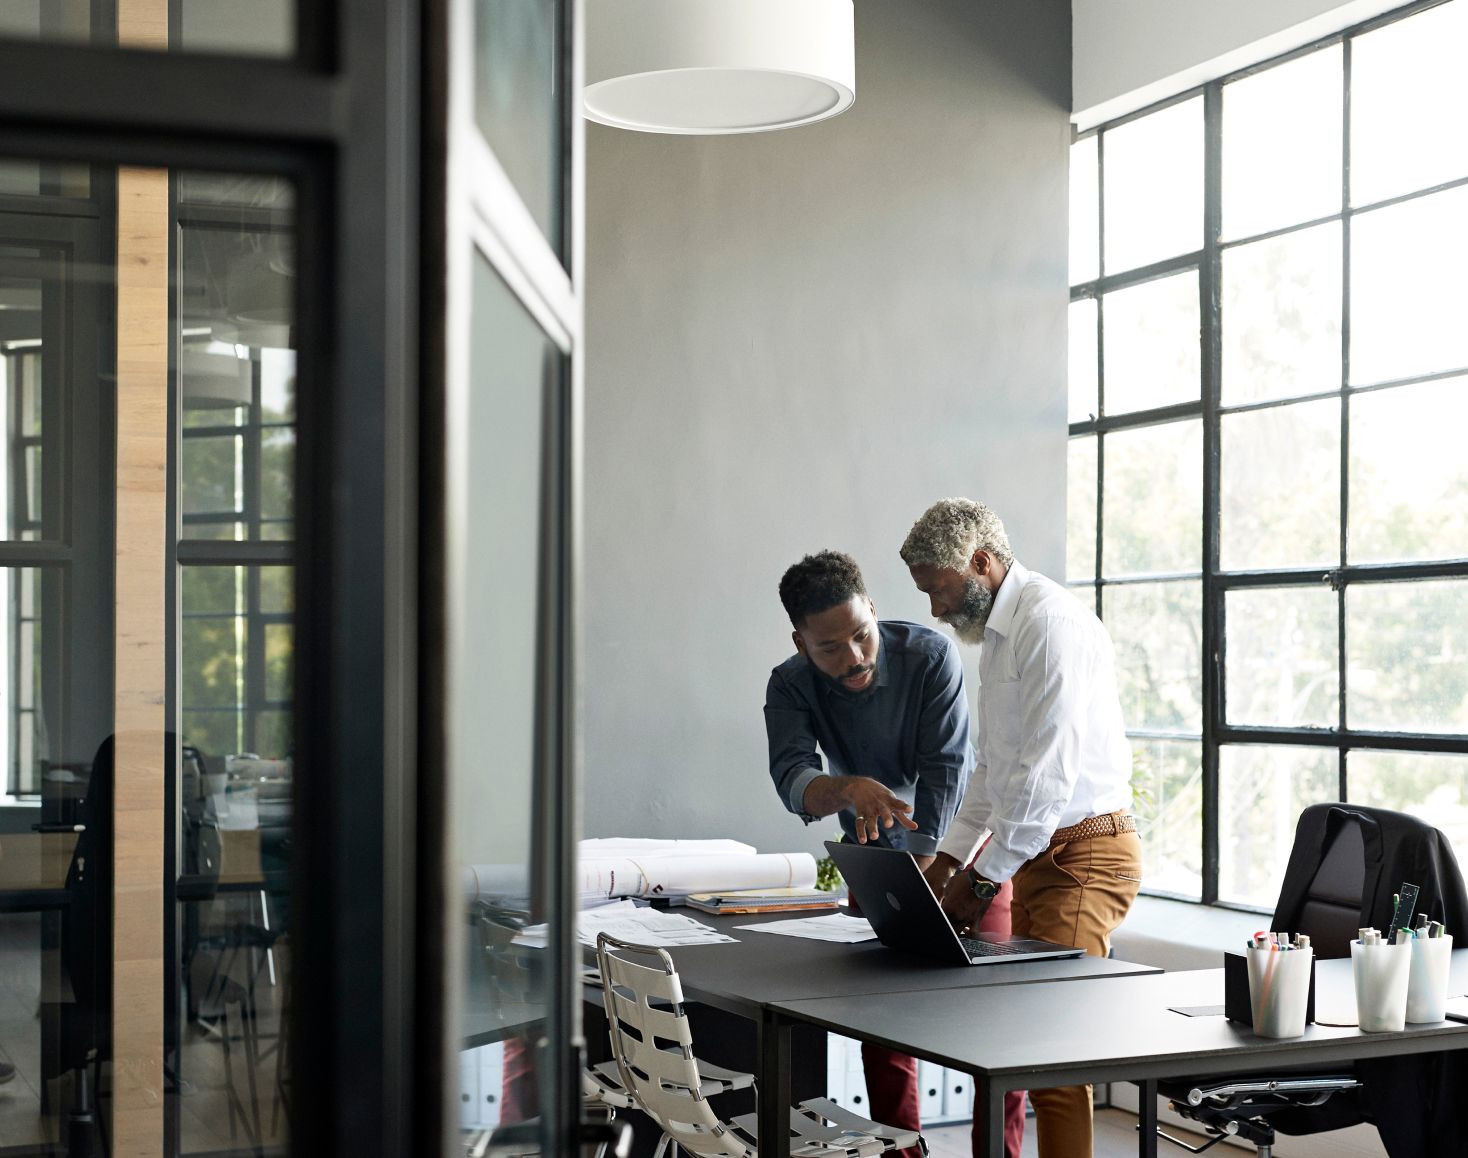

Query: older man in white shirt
left=901, top=498, right=1142, bottom=1158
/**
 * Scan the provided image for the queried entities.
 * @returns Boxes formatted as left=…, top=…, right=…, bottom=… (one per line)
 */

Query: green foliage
left=815, top=852, right=842, bottom=893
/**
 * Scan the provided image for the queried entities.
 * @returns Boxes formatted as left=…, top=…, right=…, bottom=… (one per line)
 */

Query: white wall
left=582, top=0, right=1072, bottom=857
left=1072, top=0, right=1413, bottom=127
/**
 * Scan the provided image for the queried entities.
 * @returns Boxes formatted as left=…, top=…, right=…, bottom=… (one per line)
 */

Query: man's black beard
left=816, top=657, right=878, bottom=696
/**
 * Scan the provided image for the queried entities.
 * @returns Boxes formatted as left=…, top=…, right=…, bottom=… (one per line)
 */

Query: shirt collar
left=983, top=559, right=1027, bottom=640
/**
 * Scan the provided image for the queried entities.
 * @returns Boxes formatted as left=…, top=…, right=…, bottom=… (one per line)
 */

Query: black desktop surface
left=461, top=903, right=1159, bottom=1044
left=626, top=907, right=1156, bottom=1015
left=767, top=952, right=1468, bottom=1083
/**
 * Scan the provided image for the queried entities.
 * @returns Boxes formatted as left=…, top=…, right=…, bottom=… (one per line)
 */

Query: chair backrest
left=1273, top=803, right=1468, bottom=959
left=1293, top=811, right=1366, bottom=957
left=596, top=934, right=753, bottom=1158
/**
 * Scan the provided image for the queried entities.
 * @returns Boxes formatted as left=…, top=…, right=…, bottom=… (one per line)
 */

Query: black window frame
left=1070, top=0, right=1468, bottom=911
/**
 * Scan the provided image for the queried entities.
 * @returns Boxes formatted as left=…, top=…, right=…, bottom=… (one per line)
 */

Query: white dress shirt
left=936, top=560, right=1133, bottom=882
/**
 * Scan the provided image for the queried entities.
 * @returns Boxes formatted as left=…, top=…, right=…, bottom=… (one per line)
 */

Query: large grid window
left=177, top=184, right=296, bottom=767
left=1070, top=0, right=1468, bottom=908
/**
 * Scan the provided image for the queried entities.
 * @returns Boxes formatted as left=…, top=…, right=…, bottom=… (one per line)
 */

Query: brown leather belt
left=1048, top=810, right=1136, bottom=849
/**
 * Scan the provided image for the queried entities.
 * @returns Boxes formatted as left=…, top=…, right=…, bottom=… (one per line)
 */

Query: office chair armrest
left=1177, top=1075, right=1360, bottom=1108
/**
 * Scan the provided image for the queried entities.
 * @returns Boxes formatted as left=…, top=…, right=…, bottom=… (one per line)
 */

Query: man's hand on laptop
left=922, top=852, right=962, bottom=898
left=940, top=866, right=997, bottom=935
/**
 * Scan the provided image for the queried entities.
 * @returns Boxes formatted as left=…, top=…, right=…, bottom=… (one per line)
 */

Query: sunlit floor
left=926, top=1109, right=1215, bottom=1158
left=0, top=910, right=288, bottom=1156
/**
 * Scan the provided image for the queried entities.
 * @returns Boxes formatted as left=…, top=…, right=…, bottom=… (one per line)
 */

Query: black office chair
left=1156, top=803, right=1468, bottom=1158
left=182, top=749, right=292, bottom=1147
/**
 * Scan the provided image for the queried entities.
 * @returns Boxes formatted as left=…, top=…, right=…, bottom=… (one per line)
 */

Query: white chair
left=465, top=1068, right=641, bottom=1158
left=589, top=992, right=758, bottom=1158
left=583, top=1066, right=638, bottom=1158
left=596, top=933, right=926, bottom=1158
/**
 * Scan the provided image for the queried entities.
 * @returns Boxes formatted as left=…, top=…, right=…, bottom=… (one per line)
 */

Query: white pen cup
left=1246, top=945, right=1313, bottom=1038
left=1406, top=933, right=1454, bottom=1023
left=1352, top=939, right=1412, bottom=1032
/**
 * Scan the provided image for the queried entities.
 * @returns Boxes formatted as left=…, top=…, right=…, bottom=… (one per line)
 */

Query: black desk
left=464, top=907, right=1162, bottom=1153
left=771, top=952, right=1468, bottom=1158
left=661, top=911, right=1159, bottom=1013
left=635, top=911, right=1161, bottom=1158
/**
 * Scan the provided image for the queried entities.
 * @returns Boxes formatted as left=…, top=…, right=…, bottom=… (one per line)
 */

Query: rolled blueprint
left=465, top=847, right=817, bottom=904
left=582, top=851, right=817, bottom=899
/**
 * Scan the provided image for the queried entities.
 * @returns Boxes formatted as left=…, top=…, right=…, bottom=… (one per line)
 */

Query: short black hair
left=778, top=551, right=868, bottom=627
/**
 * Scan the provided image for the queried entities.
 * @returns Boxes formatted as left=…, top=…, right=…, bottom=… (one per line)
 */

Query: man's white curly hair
left=900, top=498, right=1015, bottom=571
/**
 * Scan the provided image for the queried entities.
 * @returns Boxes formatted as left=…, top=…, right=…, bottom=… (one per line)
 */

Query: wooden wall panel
left=113, top=163, right=168, bottom=1158
left=118, top=3, right=167, bottom=49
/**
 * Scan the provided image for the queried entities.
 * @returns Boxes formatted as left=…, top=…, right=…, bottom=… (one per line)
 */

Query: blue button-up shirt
left=764, top=620, right=974, bottom=857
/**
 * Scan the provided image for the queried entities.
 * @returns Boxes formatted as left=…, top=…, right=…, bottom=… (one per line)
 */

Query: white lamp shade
left=181, top=346, right=253, bottom=409
left=586, top=0, right=855, bottom=135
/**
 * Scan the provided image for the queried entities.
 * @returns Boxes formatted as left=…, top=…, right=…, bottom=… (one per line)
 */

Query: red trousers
left=855, top=880, right=1026, bottom=1158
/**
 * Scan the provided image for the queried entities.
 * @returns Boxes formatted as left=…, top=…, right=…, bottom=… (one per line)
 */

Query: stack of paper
left=684, top=887, right=840, bottom=915
left=516, top=901, right=737, bottom=949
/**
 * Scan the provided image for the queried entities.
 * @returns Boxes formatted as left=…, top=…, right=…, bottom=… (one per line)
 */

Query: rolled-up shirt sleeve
left=764, top=670, right=826, bottom=820
left=973, top=614, right=1094, bottom=882
left=937, top=768, right=989, bottom=866
left=909, top=643, right=974, bottom=857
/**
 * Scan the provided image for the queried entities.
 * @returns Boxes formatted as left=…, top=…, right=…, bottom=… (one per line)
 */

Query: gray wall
left=582, top=0, right=1072, bottom=858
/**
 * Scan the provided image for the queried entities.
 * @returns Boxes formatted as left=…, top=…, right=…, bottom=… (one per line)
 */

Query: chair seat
left=729, top=1097, right=922, bottom=1158
left=685, top=1057, right=758, bottom=1096
left=584, top=1064, right=639, bottom=1111
left=588, top=1056, right=756, bottom=1104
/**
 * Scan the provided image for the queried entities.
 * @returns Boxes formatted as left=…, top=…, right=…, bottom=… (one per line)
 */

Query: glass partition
left=474, top=0, right=567, bottom=260
left=0, top=1, right=296, bottom=57
left=0, top=155, right=298, bottom=1156
left=174, top=172, right=296, bottom=1158
left=454, top=253, right=560, bottom=1145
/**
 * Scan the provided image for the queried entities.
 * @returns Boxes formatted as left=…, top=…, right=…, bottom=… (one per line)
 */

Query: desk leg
left=976, top=1078, right=1005, bottom=1157
left=1135, top=1079, right=1157, bottom=1158
left=759, top=1009, right=792, bottom=1158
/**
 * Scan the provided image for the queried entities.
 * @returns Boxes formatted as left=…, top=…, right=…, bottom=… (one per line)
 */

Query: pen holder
left=1406, top=933, right=1454, bottom=1023
left=1245, top=946, right=1314, bottom=1038
left=1224, top=951, right=1315, bottom=1028
left=1352, top=939, right=1412, bottom=1032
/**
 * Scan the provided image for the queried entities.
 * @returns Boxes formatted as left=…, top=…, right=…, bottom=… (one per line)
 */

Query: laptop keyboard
left=959, top=937, right=1034, bottom=957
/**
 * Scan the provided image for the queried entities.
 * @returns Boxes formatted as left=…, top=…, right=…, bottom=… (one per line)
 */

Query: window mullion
left=1338, top=32, right=1353, bottom=796
left=1201, top=81, right=1224, bottom=906
left=1093, top=127, right=1105, bottom=618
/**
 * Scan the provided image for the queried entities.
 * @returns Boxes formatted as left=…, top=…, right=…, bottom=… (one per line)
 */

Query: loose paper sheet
left=517, top=901, right=737, bottom=949
left=735, top=914, right=878, bottom=944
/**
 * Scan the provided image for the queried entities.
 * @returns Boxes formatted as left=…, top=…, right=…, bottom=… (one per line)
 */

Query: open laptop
left=825, top=840, right=1085, bottom=966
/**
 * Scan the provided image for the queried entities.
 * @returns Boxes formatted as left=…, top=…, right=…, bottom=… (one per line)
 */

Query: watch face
left=969, top=870, right=999, bottom=899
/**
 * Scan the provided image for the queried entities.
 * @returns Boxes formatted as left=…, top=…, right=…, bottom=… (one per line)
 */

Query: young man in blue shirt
left=764, top=550, right=1025, bottom=1158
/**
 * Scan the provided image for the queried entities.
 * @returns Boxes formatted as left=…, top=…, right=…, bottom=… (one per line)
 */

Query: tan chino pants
left=1009, top=828, right=1143, bottom=1158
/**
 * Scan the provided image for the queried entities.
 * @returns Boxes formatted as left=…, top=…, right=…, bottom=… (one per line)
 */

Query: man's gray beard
left=942, top=577, right=993, bottom=645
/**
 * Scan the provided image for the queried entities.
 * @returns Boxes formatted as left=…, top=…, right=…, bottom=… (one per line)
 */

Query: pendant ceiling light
left=585, top=0, right=855, bottom=135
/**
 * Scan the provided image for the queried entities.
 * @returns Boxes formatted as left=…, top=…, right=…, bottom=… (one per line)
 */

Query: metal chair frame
left=596, top=932, right=925, bottom=1158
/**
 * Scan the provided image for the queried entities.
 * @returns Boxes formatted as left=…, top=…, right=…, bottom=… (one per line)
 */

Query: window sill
left=1112, top=894, right=1265, bottom=971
